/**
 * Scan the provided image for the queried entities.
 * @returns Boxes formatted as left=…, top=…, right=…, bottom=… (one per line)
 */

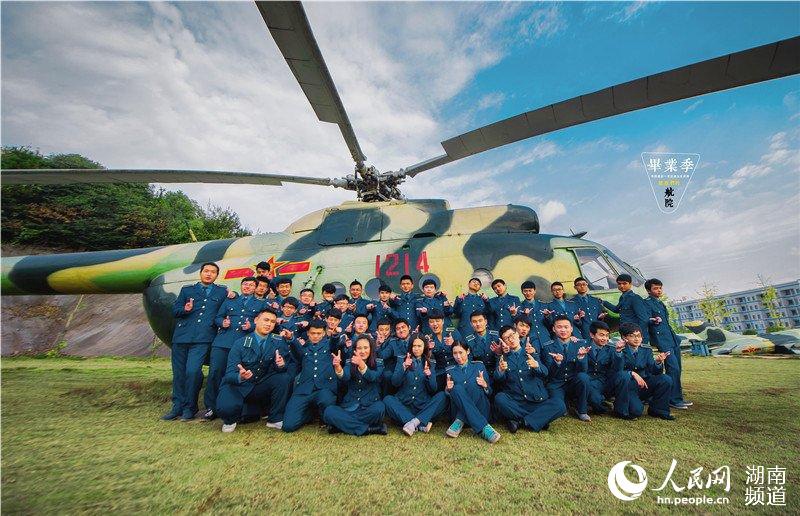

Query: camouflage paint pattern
left=1, top=199, right=646, bottom=345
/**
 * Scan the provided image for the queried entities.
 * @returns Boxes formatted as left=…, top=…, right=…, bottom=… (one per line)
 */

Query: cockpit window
left=572, top=248, right=617, bottom=290
left=603, top=250, right=645, bottom=287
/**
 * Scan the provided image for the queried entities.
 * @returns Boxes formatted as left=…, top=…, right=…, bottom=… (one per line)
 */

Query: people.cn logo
left=607, top=461, right=649, bottom=501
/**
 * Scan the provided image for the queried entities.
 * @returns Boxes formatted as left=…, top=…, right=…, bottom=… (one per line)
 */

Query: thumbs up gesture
left=444, top=331, right=454, bottom=347
left=476, top=370, right=488, bottom=388
left=403, top=353, right=413, bottom=370
left=526, top=353, right=538, bottom=369
left=423, top=360, right=432, bottom=377
left=184, top=297, right=194, bottom=312
left=241, top=318, right=251, bottom=331
left=525, top=342, right=535, bottom=355
left=425, top=335, right=435, bottom=350
left=446, top=374, right=454, bottom=391
left=279, top=328, right=293, bottom=340
left=345, top=322, right=353, bottom=334
left=237, top=363, right=253, bottom=381
left=275, top=349, right=285, bottom=368
left=489, top=339, right=503, bottom=356
left=615, top=339, right=626, bottom=352
left=222, top=316, right=231, bottom=328
left=509, top=304, right=518, bottom=315
left=577, top=346, right=590, bottom=358
left=351, top=353, right=365, bottom=369
left=498, top=354, right=508, bottom=372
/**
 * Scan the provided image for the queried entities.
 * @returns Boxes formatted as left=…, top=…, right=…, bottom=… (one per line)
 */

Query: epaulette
left=445, top=365, right=455, bottom=371
left=375, top=358, right=384, bottom=365
left=242, top=336, right=254, bottom=348
left=445, top=326, right=456, bottom=332
left=465, top=334, right=475, bottom=341
left=488, top=330, right=499, bottom=335
left=345, top=359, right=352, bottom=364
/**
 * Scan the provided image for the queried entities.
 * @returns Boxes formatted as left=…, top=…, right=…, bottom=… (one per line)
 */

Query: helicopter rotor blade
left=400, top=36, right=800, bottom=177
left=0, top=168, right=349, bottom=188
left=256, top=1, right=367, bottom=167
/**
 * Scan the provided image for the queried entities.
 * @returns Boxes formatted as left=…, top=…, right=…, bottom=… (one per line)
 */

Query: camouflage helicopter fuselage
left=1, top=199, right=646, bottom=345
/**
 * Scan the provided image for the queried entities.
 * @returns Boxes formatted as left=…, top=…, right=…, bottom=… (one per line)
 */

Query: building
left=673, top=280, right=800, bottom=332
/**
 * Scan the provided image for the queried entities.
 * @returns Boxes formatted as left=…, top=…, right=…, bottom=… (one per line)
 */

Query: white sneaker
left=265, top=421, right=283, bottom=430
left=221, top=423, right=237, bottom=433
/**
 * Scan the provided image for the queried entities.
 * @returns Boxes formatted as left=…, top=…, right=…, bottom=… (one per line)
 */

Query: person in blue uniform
left=202, top=276, right=266, bottom=421
left=297, top=288, right=317, bottom=323
left=368, top=284, right=395, bottom=331
left=494, top=325, right=565, bottom=433
left=453, top=277, right=489, bottom=335
left=277, top=297, right=309, bottom=335
left=348, top=280, right=373, bottom=318
left=164, top=262, right=233, bottom=421
left=425, top=309, right=462, bottom=389
left=487, top=279, right=521, bottom=330
left=543, top=282, right=582, bottom=339
left=463, top=311, right=501, bottom=370
left=515, top=281, right=551, bottom=348
left=415, top=278, right=453, bottom=334
left=611, top=323, right=675, bottom=420
left=570, top=277, right=607, bottom=340
left=444, top=341, right=501, bottom=443
left=381, top=319, right=413, bottom=389
left=332, top=295, right=355, bottom=333
left=383, top=335, right=447, bottom=436
left=273, top=277, right=293, bottom=305
left=254, top=276, right=271, bottom=301
left=542, top=315, right=593, bottom=422
left=601, top=274, right=652, bottom=345
left=389, top=275, right=421, bottom=330
left=584, top=321, right=616, bottom=415
left=324, top=335, right=388, bottom=436
left=373, top=318, right=392, bottom=347
left=216, top=309, right=296, bottom=432
left=282, top=320, right=340, bottom=432
left=644, top=278, right=691, bottom=409
left=315, top=283, right=337, bottom=319
left=343, top=314, right=372, bottom=359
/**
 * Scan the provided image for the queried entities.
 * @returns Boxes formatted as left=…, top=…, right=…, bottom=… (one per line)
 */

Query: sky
left=2, top=1, right=799, bottom=300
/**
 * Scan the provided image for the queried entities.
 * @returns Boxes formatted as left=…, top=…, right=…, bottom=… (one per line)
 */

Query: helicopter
left=2, top=2, right=798, bottom=346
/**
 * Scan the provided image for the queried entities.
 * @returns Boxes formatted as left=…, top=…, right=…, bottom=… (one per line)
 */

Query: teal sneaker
left=445, top=419, right=464, bottom=438
left=480, top=424, right=501, bottom=444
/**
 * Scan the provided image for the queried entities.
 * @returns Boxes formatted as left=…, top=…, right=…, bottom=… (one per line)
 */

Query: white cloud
left=606, top=1, right=652, bottom=22
left=683, top=99, right=703, bottom=114
left=476, top=92, right=506, bottom=111
left=538, top=200, right=566, bottom=225
left=1, top=2, right=526, bottom=231
left=518, top=5, right=566, bottom=40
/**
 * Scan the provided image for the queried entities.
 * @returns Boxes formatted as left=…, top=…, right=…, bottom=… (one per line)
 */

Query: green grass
left=2, top=356, right=799, bottom=514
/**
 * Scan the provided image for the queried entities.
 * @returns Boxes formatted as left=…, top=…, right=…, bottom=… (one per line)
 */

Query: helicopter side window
left=572, top=248, right=617, bottom=290
left=317, top=209, right=383, bottom=246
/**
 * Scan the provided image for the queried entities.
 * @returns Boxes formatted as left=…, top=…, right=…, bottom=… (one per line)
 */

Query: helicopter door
left=316, top=208, right=384, bottom=246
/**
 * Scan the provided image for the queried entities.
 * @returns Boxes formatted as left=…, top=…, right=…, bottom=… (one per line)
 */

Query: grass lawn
left=2, top=355, right=798, bottom=514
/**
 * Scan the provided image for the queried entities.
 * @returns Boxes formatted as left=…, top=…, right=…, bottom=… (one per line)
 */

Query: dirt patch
left=66, top=380, right=171, bottom=408
left=759, top=386, right=791, bottom=396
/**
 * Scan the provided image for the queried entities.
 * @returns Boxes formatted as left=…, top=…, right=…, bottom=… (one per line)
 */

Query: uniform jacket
left=222, top=333, right=296, bottom=396
left=172, top=283, right=229, bottom=344
left=390, top=357, right=439, bottom=406
left=494, top=346, right=549, bottom=403
left=602, top=291, right=652, bottom=344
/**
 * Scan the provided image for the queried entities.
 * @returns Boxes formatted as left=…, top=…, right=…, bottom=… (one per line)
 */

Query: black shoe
left=650, top=412, right=675, bottom=421
left=507, top=419, right=520, bottom=434
left=200, top=409, right=216, bottom=421
left=366, top=423, right=388, bottom=435
left=327, top=425, right=342, bottom=434
left=161, top=410, right=181, bottom=421
left=180, top=409, right=196, bottom=421
left=542, top=423, right=550, bottom=431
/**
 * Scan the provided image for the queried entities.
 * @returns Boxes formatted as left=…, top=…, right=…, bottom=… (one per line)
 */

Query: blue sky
left=2, top=1, right=799, bottom=299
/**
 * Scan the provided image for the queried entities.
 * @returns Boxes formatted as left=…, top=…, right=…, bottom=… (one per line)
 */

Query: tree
left=696, top=283, right=730, bottom=327
left=757, top=275, right=786, bottom=332
left=1, top=146, right=251, bottom=251
left=661, top=293, right=687, bottom=333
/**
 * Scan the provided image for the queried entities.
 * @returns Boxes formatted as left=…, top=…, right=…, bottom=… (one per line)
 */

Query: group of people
left=163, top=260, right=691, bottom=443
